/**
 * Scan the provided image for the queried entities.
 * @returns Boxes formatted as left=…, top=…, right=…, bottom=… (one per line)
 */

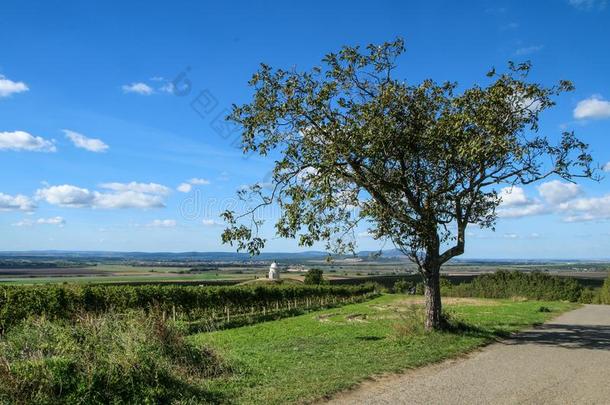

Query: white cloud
left=159, top=82, right=174, bottom=94
left=0, top=193, right=36, bottom=211
left=14, top=216, right=66, bottom=227
left=500, top=232, right=540, bottom=239
left=177, top=183, right=192, bottom=193
left=518, top=97, right=542, bottom=114
left=603, top=162, right=610, bottom=172
left=497, top=186, right=548, bottom=218
left=297, top=166, right=319, bottom=182
left=495, top=181, right=610, bottom=222
left=498, top=187, right=529, bottom=206
left=177, top=178, right=211, bottom=192
left=99, top=182, right=170, bottom=195
left=573, top=95, right=610, bottom=120
left=122, top=77, right=178, bottom=95
left=189, top=178, right=210, bottom=185
left=63, top=129, right=109, bottom=152
left=36, top=182, right=169, bottom=209
left=0, top=75, right=29, bottom=98
left=497, top=203, right=548, bottom=218
left=559, top=194, right=610, bottom=222
left=35, top=185, right=96, bottom=207
left=496, top=182, right=582, bottom=218
left=93, top=191, right=166, bottom=209
left=122, top=82, right=154, bottom=95
left=202, top=219, right=223, bottom=227
left=38, top=216, right=65, bottom=225
left=147, top=76, right=175, bottom=93
left=514, top=45, right=543, bottom=56
left=147, top=219, right=177, bottom=228
left=0, top=131, right=56, bottom=152
left=537, top=180, right=582, bottom=205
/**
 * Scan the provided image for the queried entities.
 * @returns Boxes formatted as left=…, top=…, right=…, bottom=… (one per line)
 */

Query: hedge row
left=0, top=283, right=377, bottom=332
left=441, top=271, right=587, bottom=302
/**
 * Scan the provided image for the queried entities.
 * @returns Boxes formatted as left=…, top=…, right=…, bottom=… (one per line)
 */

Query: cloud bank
left=497, top=180, right=610, bottom=222
left=35, top=182, right=170, bottom=209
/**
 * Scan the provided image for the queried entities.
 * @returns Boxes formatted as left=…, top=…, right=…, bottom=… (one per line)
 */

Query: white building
left=268, top=261, right=280, bottom=280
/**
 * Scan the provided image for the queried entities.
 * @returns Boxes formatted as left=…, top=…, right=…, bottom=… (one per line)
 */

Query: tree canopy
left=221, top=38, right=595, bottom=329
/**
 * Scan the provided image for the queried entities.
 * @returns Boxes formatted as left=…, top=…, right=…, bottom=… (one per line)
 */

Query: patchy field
left=0, top=264, right=252, bottom=284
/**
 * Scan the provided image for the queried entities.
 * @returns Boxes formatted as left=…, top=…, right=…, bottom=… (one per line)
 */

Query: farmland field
left=1, top=258, right=608, bottom=289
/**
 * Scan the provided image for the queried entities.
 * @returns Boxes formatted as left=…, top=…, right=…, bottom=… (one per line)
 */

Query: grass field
left=191, top=294, right=578, bottom=404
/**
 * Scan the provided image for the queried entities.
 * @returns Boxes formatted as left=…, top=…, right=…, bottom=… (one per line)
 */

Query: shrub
left=439, top=277, right=452, bottom=294
left=0, top=312, right=225, bottom=404
left=303, top=268, right=325, bottom=285
left=578, top=287, right=601, bottom=304
left=600, top=273, right=610, bottom=304
left=393, top=279, right=414, bottom=294
left=401, top=278, right=449, bottom=295
left=393, top=305, right=426, bottom=338
left=361, top=281, right=387, bottom=293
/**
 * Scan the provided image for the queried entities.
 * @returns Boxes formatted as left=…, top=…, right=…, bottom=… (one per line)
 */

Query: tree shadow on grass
left=440, top=316, right=511, bottom=340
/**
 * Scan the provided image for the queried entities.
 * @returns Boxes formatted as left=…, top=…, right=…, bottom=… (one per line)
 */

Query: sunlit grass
left=191, top=294, right=577, bottom=404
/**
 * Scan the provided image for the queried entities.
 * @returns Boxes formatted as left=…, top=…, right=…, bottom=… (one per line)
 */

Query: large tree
left=221, top=39, right=594, bottom=330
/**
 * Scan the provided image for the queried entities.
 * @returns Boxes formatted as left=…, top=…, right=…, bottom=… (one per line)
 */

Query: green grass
left=191, top=295, right=578, bottom=404
left=0, top=311, right=227, bottom=404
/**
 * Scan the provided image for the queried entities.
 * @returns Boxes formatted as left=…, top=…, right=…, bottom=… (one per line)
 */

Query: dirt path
left=327, top=305, right=610, bottom=405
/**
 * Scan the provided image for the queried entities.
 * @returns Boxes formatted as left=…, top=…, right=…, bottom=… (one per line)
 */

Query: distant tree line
left=390, top=270, right=609, bottom=304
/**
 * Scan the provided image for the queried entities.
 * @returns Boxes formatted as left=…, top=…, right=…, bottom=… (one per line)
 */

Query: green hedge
left=441, top=271, right=585, bottom=302
left=0, top=284, right=377, bottom=332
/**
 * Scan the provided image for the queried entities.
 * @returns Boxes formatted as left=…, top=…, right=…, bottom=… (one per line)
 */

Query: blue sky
left=1, top=0, right=610, bottom=258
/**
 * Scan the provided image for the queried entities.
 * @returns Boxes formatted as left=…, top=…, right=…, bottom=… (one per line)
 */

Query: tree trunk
left=423, top=269, right=442, bottom=331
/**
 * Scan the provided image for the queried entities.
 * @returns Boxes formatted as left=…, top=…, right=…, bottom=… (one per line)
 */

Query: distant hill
left=0, top=250, right=603, bottom=263
left=0, top=250, right=339, bottom=262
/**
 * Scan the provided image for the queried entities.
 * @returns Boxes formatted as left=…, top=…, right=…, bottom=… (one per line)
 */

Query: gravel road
left=327, top=304, right=610, bottom=405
